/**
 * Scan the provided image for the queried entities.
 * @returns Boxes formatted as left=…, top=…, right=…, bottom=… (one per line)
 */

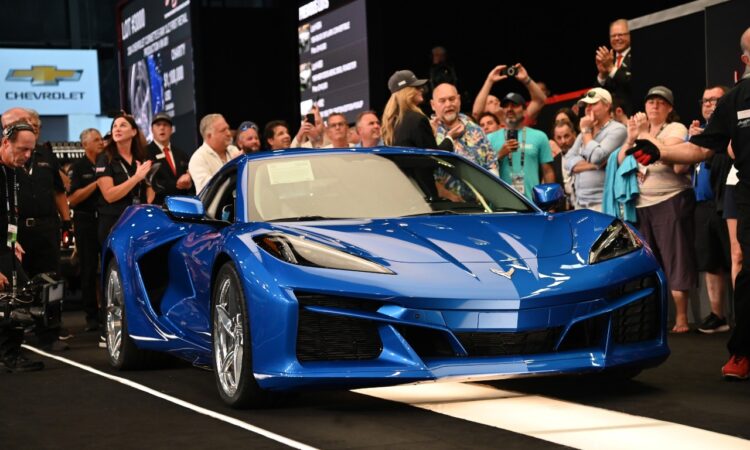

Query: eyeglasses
left=610, top=32, right=630, bottom=39
left=699, top=97, right=721, bottom=106
left=3, top=122, right=35, bottom=139
left=328, top=122, right=347, bottom=128
left=239, top=121, right=258, bottom=132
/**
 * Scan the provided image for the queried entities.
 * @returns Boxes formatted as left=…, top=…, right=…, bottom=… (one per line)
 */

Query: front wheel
left=212, top=262, right=268, bottom=408
left=105, top=259, right=161, bottom=369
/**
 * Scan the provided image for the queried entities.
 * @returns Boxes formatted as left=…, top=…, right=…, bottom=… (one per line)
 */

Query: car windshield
left=246, top=152, right=533, bottom=222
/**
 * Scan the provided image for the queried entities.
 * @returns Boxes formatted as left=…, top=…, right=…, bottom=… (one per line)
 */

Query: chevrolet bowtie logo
left=490, top=267, right=515, bottom=279
left=6, top=66, right=82, bottom=86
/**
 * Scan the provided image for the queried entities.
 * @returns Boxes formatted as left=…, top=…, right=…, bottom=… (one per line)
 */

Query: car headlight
left=254, top=233, right=394, bottom=274
left=589, top=220, right=642, bottom=264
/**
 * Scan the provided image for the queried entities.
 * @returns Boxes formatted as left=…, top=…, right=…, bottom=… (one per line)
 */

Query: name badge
left=511, top=173, right=525, bottom=195
left=155, top=153, right=166, bottom=160
left=7, top=224, right=17, bottom=248
left=737, top=109, right=750, bottom=120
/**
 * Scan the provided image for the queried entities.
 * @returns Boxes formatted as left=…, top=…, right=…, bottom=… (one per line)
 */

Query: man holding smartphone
left=487, top=93, right=555, bottom=199
left=292, top=105, right=323, bottom=148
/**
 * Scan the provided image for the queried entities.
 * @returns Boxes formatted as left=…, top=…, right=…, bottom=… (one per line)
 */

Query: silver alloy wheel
left=214, top=277, right=244, bottom=397
left=106, top=268, right=124, bottom=362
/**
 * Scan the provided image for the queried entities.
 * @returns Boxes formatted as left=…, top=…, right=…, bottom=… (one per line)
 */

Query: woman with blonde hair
left=381, top=70, right=456, bottom=150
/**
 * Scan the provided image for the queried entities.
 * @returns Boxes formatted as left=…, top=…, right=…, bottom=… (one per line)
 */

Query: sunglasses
left=3, top=122, right=35, bottom=139
left=239, top=122, right=258, bottom=132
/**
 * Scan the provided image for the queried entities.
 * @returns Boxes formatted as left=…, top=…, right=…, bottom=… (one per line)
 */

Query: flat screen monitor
left=118, top=0, right=198, bottom=153
left=298, top=0, right=370, bottom=124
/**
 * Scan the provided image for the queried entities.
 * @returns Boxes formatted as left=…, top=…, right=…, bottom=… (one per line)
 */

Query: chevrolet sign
left=0, top=48, right=100, bottom=115
left=6, top=66, right=83, bottom=86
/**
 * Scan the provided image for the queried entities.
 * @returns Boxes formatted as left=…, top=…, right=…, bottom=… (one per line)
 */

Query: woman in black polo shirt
left=95, top=114, right=154, bottom=245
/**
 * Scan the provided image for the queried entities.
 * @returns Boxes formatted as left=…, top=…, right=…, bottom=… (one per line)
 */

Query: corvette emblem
left=490, top=267, right=515, bottom=279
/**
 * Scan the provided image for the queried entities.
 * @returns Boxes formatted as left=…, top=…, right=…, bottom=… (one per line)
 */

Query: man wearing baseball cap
left=487, top=91, right=555, bottom=200
left=563, top=87, right=627, bottom=211
left=146, top=112, right=193, bottom=204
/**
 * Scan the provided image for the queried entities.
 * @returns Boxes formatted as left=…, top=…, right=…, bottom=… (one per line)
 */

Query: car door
left=164, top=166, right=239, bottom=347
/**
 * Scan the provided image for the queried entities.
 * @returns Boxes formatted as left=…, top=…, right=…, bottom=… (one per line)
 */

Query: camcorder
left=501, top=65, right=518, bottom=77
left=0, top=273, right=64, bottom=329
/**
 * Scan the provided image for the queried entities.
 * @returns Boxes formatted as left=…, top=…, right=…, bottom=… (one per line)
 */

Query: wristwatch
left=581, top=127, right=593, bottom=134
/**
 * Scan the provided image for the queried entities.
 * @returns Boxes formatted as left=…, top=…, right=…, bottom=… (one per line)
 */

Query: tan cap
left=579, top=87, right=613, bottom=105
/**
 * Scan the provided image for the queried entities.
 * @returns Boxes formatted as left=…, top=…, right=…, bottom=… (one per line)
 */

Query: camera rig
left=0, top=273, right=64, bottom=329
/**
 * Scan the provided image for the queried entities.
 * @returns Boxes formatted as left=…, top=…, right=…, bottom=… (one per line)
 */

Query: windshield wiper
left=399, top=210, right=467, bottom=217
left=267, top=215, right=350, bottom=222
left=490, top=207, right=526, bottom=213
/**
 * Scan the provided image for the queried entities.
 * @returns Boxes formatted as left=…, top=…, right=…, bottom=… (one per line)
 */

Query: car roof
left=237, top=146, right=462, bottom=162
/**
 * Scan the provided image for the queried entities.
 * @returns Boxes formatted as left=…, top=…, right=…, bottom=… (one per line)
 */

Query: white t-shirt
left=637, top=122, right=690, bottom=208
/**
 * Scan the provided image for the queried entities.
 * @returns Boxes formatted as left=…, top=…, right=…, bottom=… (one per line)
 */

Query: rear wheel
left=105, top=260, right=161, bottom=369
left=212, top=262, right=268, bottom=408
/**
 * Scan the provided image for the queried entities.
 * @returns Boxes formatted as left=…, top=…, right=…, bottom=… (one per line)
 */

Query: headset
left=2, top=122, right=35, bottom=140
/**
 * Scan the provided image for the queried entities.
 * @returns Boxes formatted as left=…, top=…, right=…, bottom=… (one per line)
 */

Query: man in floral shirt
left=432, top=82, right=496, bottom=173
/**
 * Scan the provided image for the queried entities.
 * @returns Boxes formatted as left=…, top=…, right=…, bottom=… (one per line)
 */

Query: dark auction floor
left=1, top=311, right=748, bottom=450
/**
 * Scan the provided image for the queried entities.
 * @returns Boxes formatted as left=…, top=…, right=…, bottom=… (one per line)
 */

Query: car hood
left=265, top=214, right=572, bottom=264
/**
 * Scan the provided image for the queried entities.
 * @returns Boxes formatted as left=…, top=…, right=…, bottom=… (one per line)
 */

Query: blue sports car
left=102, top=147, right=669, bottom=408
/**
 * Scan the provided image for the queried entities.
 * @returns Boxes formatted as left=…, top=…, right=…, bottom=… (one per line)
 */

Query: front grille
left=398, top=326, right=456, bottom=358
left=607, top=274, right=659, bottom=299
left=612, top=292, right=660, bottom=344
left=456, top=328, right=563, bottom=357
left=558, top=314, right=608, bottom=351
left=295, top=293, right=383, bottom=362
left=295, top=291, right=383, bottom=312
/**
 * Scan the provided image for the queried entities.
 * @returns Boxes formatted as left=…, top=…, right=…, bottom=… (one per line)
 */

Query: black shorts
left=723, top=184, right=739, bottom=219
left=694, top=200, right=730, bottom=272
left=637, top=190, right=697, bottom=291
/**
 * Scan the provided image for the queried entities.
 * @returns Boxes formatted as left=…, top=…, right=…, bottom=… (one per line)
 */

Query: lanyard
left=507, top=127, right=527, bottom=171
left=117, top=159, right=141, bottom=201
left=2, top=165, right=18, bottom=226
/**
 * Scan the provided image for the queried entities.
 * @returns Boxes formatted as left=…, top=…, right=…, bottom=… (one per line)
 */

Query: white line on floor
left=22, top=345, right=319, bottom=450
left=354, top=381, right=750, bottom=450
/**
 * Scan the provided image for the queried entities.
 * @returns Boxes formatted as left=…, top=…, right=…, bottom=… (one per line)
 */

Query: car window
left=246, top=153, right=532, bottom=222
left=203, top=168, right=237, bottom=220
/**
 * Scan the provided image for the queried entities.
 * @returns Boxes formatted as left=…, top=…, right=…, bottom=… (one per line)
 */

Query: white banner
left=0, top=48, right=101, bottom=115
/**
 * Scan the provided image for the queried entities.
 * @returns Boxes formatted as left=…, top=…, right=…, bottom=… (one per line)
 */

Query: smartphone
left=507, top=129, right=518, bottom=140
left=305, top=113, right=315, bottom=124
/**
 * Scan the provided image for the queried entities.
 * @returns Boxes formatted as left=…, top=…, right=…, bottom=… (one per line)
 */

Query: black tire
left=104, top=259, right=163, bottom=370
left=211, top=262, right=269, bottom=408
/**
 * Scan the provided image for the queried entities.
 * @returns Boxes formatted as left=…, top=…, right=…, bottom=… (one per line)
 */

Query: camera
left=0, top=273, right=64, bottom=328
left=507, top=129, right=518, bottom=140
left=501, top=66, right=518, bottom=77
left=305, top=113, right=315, bottom=124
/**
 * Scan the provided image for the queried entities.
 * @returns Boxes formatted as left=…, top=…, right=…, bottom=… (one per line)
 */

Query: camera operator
left=0, top=121, right=44, bottom=372
left=2, top=107, right=71, bottom=351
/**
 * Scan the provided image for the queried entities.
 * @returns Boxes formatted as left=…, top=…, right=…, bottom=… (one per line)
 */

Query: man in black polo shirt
left=0, top=121, right=44, bottom=372
left=1, top=108, right=72, bottom=350
left=628, top=27, right=750, bottom=380
left=68, top=128, right=104, bottom=333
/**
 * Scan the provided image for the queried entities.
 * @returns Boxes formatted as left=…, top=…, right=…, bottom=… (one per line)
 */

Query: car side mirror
left=165, top=196, right=205, bottom=220
left=532, top=183, right=564, bottom=211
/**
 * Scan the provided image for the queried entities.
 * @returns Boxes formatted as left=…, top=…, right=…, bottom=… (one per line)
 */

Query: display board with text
left=119, top=0, right=197, bottom=152
left=298, top=0, right=369, bottom=123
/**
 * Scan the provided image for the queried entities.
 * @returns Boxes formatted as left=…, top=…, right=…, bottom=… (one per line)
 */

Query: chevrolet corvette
left=102, top=147, right=669, bottom=407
